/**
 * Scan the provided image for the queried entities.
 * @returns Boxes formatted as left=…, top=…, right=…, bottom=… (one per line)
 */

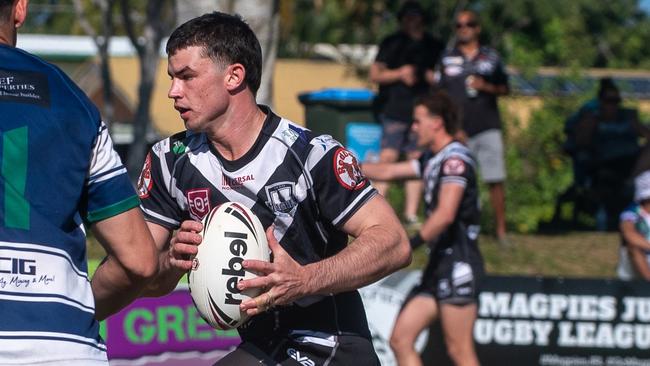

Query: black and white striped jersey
left=415, top=141, right=482, bottom=257
left=138, top=106, right=378, bottom=339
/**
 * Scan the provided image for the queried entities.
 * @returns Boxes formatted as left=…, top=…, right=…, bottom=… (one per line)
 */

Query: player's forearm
left=629, top=248, right=650, bottom=281
left=303, top=224, right=410, bottom=295
left=140, top=252, right=187, bottom=297
left=621, top=223, right=650, bottom=251
left=92, top=256, right=153, bottom=320
left=369, top=64, right=403, bottom=85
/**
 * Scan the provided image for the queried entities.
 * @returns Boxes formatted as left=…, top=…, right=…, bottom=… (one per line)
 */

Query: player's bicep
left=341, top=194, right=401, bottom=238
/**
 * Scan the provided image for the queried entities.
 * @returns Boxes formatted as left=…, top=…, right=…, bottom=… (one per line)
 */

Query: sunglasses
left=456, top=21, right=478, bottom=29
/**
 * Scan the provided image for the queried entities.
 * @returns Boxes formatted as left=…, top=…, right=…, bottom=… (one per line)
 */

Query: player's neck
left=0, top=26, right=16, bottom=47
left=430, top=134, right=454, bottom=154
left=207, top=97, right=266, bottom=161
left=458, top=41, right=479, bottom=59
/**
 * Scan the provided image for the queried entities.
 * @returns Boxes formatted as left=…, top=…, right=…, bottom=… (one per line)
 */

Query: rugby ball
left=188, top=202, right=270, bottom=330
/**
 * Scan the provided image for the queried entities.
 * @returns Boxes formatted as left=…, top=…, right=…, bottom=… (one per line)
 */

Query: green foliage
left=495, top=85, right=589, bottom=233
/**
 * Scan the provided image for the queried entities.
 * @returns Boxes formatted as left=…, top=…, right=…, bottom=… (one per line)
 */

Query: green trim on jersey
left=87, top=195, right=139, bottom=223
left=3, top=126, right=30, bottom=230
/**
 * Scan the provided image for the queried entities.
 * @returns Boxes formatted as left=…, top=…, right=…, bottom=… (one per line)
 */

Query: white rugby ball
left=188, top=202, right=270, bottom=330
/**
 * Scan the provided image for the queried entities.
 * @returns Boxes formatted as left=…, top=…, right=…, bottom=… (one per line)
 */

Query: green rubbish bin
left=298, top=88, right=382, bottom=162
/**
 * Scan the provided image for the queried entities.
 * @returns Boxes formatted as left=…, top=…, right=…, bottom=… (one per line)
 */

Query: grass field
left=87, top=231, right=621, bottom=279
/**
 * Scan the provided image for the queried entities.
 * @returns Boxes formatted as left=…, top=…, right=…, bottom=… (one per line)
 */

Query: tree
left=120, top=0, right=177, bottom=180
left=72, top=0, right=117, bottom=125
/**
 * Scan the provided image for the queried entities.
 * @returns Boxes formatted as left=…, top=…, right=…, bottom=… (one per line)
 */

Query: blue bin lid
left=299, top=88, right=375, bottom=102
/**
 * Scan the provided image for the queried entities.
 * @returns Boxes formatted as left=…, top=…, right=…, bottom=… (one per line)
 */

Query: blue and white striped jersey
left=0, top=44, right=139, bottom=364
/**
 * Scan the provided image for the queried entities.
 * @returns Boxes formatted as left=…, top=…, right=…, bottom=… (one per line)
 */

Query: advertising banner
left=101, top=275, right=650, bottom=365
left=425, top=276, right=650, bottom=366
left=103, top=284, right=238, bottom=365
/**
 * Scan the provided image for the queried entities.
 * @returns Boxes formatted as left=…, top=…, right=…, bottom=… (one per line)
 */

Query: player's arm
left=238, top=194, right=410, bottom=315
left=369, top=61, right=416, bottom=86
left=90, top=208, right=158, bottom=320
left=140, top=220, right=203, bottom=297
left=628, top=245, right=650, bottom=281
left=361, top=160, right=418, bottom=181
left=410, top=182, right=464, bottom=248
left=620, top=220, right=650, bottom=251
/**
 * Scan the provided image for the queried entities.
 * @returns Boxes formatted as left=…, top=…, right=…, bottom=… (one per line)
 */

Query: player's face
left=412, top=105, right=439, bottom=147
left=455, top=13, right=480, bottom=44
left=167, top=46, right=229, bottom=132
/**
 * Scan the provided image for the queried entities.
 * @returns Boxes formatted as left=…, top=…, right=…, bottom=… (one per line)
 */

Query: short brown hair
left=0, top=0, right=14, bottom=22
left=414, top=91, right=461, bottom=135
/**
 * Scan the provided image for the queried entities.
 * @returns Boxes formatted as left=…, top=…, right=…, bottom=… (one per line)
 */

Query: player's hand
left=469, top=75, right=487, bottom=91
left=399, top=65, right=417, bottom=86
left=238, top=226, right=309, bottom=316
left=168, top=220, right=202, bottom=272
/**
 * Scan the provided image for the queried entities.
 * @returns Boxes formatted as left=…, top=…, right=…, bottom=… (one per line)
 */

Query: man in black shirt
left=138, top=11, right=411, bottom=365
left=437, top=10, right=510, bottom=244
left=370, top=1, right=444, bottom=226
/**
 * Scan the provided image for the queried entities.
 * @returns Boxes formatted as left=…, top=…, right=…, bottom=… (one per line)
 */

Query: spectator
left=617, top=171, right=650, bottom=281
left=362, top=91, right=483, bottom=366
left=0, top=0, right=158, bottom=364
left=369, top=0, right=444, bottom=227
left=572, top=77, right=650, bottom=230
left=435, top=9, right=510, bottom=244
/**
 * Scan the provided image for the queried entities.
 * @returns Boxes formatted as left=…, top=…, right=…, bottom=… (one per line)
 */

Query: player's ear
left=225, top=63, right=246, bottom=92
left=14, top=0, right=28, bottom=29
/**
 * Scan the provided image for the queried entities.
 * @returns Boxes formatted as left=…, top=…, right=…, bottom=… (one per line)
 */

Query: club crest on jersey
left=187, top=188, right=211, bottom=220
left=137, top=153, right=153, bottom=198
left=265, top=182, right=298, bottom=214
left=443, top=158, right=466, bottom=176
left=333, top=147, right=366, bottom=190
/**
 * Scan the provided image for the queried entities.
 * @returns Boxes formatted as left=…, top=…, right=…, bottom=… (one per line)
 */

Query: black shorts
left=409, top=247, right=484, bottom=305
left=215, top=332, right=380, bottom=366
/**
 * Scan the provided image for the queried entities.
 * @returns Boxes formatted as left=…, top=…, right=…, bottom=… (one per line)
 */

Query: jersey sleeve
left=138, top=142, right=183, bottom=229
left=439, top=155, right=472, bottom=188
left=84, top=121, right=139, bottom=223
left=307, top=136, right=377, bottom=227
left=620, top=206, right=640, bottom=225
left=491, top=54, right=509, bottom=87
left=374, top=37, right=393, bottom=64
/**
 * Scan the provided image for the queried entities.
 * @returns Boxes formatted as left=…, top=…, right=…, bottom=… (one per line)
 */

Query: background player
left=0, top=0, right=158, bottom=364
left=137, top=11, right=411, bottom=365
left=362, top=91, right=483, bottom=366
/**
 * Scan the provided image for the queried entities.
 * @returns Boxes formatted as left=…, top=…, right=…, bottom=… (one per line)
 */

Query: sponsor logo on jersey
left=443, top=157, right=466, bottom=176
left=172, top=140, right=186, bottom=155
left=287, top=348, right=316, bottom=366
left=0, top=257, right=36, bottom=275
left=0, top=70, right=50, bottom=107
left=281, top=128, right=300, bottom=144
left=137, top=153, right=153, bottom=198
left=333, top=147, right=366, bottom=190
left=265, top=182, right=298, bottom=214
left=222, top=173, right=255, bottom=190
left=186, top=188, right=211, bottom=220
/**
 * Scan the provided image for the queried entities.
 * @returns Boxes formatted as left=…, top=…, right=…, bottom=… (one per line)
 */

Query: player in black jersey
left=362, top=91, right=483, bottom=366
left=137, top=11, right=411, bottom=365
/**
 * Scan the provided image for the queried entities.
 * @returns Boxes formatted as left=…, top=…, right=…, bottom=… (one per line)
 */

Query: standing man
left=369, top=0, right=444, bottom=227
left=138, top=12, right=411, bottom=364
left=0, top=0, right=158, bottom=364
left=362, top=91, right=483, bottom=366
left=436, top=10, right=510, bottom=244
